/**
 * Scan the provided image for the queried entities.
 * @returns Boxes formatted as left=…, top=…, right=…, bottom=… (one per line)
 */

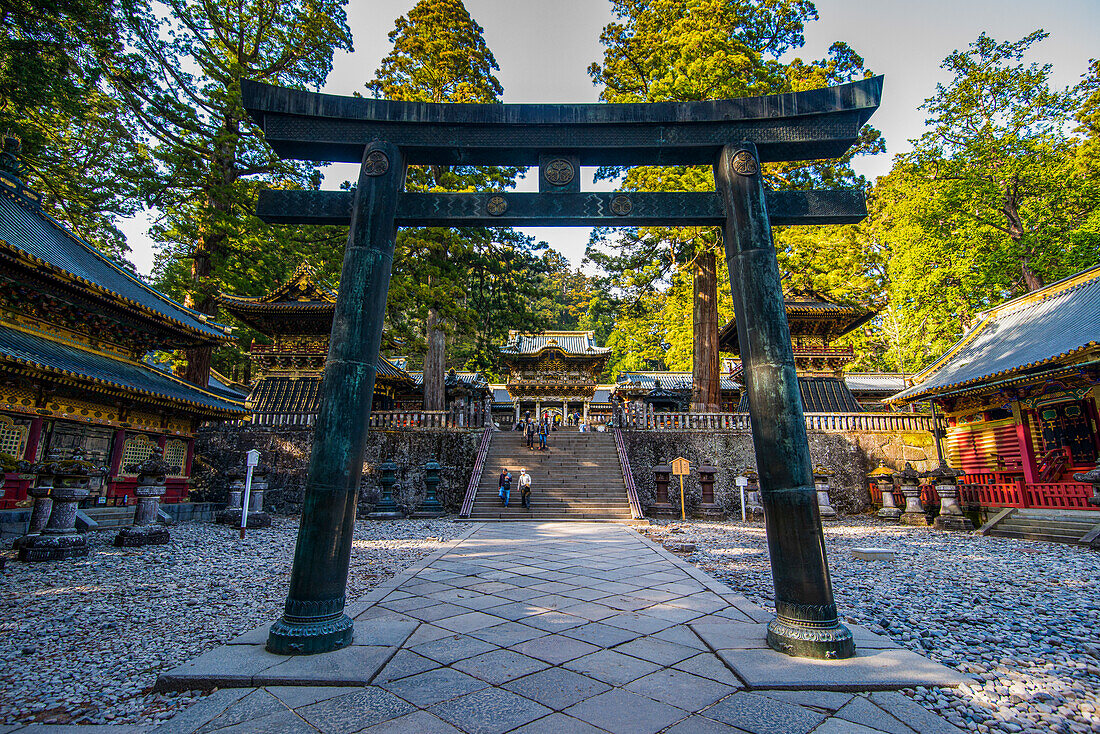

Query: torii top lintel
left=241, top=77, right=882, bottom=168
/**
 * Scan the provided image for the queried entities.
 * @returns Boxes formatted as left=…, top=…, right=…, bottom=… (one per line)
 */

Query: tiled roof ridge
left=0, top=186, right=232, bottom=341
left=903, top=264, right=1100, bottom=391
left=0, top=322, right=246, bottom=413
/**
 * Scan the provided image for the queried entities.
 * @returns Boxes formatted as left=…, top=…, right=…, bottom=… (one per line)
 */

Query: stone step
left=989, top=529, right=1090, bottom=545
left=997, top=519, right=1096, bottom=533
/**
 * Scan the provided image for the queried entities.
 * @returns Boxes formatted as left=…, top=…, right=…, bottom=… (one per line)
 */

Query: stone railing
left=613, top=427, right=645, bottom=520
left=621, top=410, right=938, bottom=433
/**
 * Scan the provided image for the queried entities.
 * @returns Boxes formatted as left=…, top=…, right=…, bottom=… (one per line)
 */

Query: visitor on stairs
left=539, top=421, right=549, bottom=451
left=498, top=468, right=512, bottom=507
left=519, top=469, right=532, bottom=509
left=525, top=419, right=536, bottom=449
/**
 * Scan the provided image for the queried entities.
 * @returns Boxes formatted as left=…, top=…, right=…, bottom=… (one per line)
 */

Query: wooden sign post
left=671, top=457, right=690, bottom=521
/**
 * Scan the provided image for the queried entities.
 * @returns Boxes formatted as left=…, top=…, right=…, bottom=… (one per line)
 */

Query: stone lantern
left=114, top=445, right=172, bottom=547
left=649, top=463, right=675, bottom=518
left=813, top=466, right=837, bottom=520
left=414, top=460, right=445, bottom=518
left=925, top=465, right=971, bottom=531
left=697, top=465, right=722, bottom=518
left=743, top=468, right=764, bottom=519
left=215, top=467, right=246, bottom=525
left=894, top=462, right=930, bottom=526
left=13, top=458, right=55, bottom=551
left=369, top=461, right=404, bottom=519
left=868, top=462, right=900, bottom=522
left=18, top=449, right=104, bottom=562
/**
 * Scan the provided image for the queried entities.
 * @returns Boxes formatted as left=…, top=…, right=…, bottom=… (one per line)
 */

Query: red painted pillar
left=107, top=429, right=126, bottom=503
left=1016, top=408, right=1039, bottom=486
left=23, top=417, right=43, bottom=462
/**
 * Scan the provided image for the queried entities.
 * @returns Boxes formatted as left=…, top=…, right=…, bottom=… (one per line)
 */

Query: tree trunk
left=423, top=307, right=446, bottom=410
left=691, top=249, right=720, bottom=412
left=1003, top=187, right=1043, bottom=291
left=183, top=107, right=240, bottom=388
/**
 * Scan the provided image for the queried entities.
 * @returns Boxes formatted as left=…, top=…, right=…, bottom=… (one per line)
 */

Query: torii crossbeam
left=243, top=76, right=883, bottom=660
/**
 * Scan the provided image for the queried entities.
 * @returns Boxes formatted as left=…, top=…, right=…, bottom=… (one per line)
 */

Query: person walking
left=519, top=469, right=532, bottom=509
left=525, top=419, right=536, bottom=449
left=539, top=420, right=548, bottom=451
left=498, top=468, right=512, bottom=506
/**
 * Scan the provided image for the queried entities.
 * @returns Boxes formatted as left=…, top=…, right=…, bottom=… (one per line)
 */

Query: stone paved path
left=119, top=522, right=968, bottom=734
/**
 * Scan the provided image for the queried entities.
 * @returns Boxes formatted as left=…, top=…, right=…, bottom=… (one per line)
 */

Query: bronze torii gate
left=242, top=76, right=883, bottom=660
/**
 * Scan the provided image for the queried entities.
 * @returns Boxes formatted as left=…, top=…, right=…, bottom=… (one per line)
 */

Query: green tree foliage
left=0, top=0, right=153, bottom=259
left=105, top=0, right=353, bottom=382
left=862, top=32, right=1100, bottom=374
left=587, top=0, right=883, bottom=383
left=368, top=0, right=553, bottom=394
left=907, top=31, right=1095, bottom=292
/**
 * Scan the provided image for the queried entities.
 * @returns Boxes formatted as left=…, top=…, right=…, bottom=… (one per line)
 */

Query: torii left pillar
left=267, top=142, right=405, bottom=654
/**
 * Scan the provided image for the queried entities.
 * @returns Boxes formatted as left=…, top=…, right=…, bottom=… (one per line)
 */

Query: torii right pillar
left=715, top=142, right=854, bottom=659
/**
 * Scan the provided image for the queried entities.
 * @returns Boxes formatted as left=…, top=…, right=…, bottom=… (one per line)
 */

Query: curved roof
left=0, top=323, right=245, bottom=415
left=616, top=371, right=740, bottom=393
left=889, top=265, right=1100, bottom=403
left=0, top=177, right=231, bottom=342
left=501, top=331, right=611, bottom=358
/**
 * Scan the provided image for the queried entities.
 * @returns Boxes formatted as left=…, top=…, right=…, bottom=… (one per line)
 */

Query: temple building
left=496, top=331, right=613, bottom=425
left=719, top=289, right=876, bottom=413
left=889, top=265, right=1100, bottom=494
left=614, top=372, right=741, bottom=413
left=216, top=264, right=414, bottom=426
left=0, top=159, right=247, bottom=509
left=217, top=264, right=490, bottom=426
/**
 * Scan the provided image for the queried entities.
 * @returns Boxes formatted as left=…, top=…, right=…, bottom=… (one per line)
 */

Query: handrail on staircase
left=459, top=427, right=494, bottom=518
left=613, top=427, right=645, bottom=520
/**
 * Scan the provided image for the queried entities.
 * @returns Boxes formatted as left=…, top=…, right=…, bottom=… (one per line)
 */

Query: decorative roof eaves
left=887, top=343, right=1100, bottom=404
left=0, top=238, right=234, bottom=343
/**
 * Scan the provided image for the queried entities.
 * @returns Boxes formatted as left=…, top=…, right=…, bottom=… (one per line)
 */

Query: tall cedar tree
left=908, top=31, right=1092, bottom=292
left=0, top=0, right=154, bottom=260
left=368, top=0, right=549, bottom=405
left=587, top=0, right=883, bottom=402
left=105, top=0, right=352, bottom=386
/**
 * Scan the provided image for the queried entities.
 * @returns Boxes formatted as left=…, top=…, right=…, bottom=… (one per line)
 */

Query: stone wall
left=621, top=426, right=936, bottom=517
left=193, top=425, right=483, bottom=516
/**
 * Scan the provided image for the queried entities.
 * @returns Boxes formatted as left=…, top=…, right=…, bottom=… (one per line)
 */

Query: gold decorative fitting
left=731, top=150, right=758, bottom=176
left=363, top=150, right=390, bottom=176
left=544, top=159, right=575, bottom=186
left=486, top=195, right=507, bottom=216
left=610, top=195, right=633, bottom=216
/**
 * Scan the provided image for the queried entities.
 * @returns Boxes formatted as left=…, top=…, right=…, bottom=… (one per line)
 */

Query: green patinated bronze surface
left=715, top=142, right=854, bottom=660
left=266, top=141, right=405, bottom=655
left=245, top=78, right=881, bottom=660
left=255, top=189, right=866, bottom=228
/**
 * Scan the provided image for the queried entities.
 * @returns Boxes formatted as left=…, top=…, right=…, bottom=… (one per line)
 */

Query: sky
left=118, top=0, right=1100, bottom=277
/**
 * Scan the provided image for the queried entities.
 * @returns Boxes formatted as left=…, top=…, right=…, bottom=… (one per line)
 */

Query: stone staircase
left=468, top=429, right=633, bottom=520
left=984, top=509, right=1100, bottom=547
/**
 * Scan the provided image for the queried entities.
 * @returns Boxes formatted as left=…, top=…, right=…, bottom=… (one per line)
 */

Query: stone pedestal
left=12, top=473, right=54, bottom=551
left=743, top=470, right=764, bottom=519
left=369, top=461, right=404, bottom=519
left=869, top=463, right=901, bottom=522
left=215, top=470, right=245, bottom=525
left=895, top=463, right=931, bottom=527
left=413, top=460, right=445, bottom=518
left=115, top=445, right=172, bottom=547
left=696, top=465, right=723, bottom=518
left=244, top=467, right=272, bottom=528
left=877, top=480, right=902, bottom=522
left=19, top=450, right=101, bottom=562
left=926, top=467, right=972, bottom=532
left=648, top=465, right=676, bottom=518
left=814, top=467, right=837, bottom=520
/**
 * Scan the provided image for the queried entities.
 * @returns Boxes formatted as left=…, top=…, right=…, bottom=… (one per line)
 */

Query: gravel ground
left=0, top=517, right=464, bottom=727
left=643, top=515, right=1100, bottom=734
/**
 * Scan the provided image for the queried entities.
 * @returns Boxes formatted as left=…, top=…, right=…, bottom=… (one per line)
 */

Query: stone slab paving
left=35, top=521, right=968, bottom=734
